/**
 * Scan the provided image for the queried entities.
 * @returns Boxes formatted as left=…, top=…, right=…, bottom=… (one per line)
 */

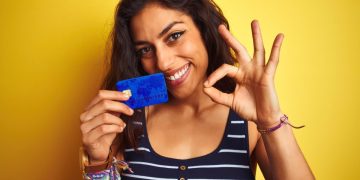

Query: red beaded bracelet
left=257, top=114, right=305, bottom=134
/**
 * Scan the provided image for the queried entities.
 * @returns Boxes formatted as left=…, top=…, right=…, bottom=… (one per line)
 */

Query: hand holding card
left=116, top=73, right=169, bottom=109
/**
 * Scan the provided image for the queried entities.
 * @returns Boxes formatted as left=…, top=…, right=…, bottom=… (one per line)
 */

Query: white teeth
left=166, top=64, right=189, bottom=81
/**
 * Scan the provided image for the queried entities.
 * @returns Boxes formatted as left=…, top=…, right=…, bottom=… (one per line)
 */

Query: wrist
left=80, top=146, right=114, bottom=174
left=256, top=112, right=284, bottom=129
left=86, top=147, right=111, bottom=165
left=257, top=114, right=306, bottom=134
left=89, top=157, right=108, bottom=166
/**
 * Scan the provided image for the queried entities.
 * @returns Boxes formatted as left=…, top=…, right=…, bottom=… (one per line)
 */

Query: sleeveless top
left=121, top=109, right=255, bottom=180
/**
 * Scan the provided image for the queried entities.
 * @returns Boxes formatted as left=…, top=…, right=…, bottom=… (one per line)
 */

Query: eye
left=136, top=46, right=154, bottom=58
left=167, top=31, right=185, bottom=43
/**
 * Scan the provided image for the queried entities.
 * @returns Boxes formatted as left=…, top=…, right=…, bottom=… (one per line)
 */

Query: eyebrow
left=134, top=21, right=184, bottom=46
left=158, top=21, right=184, bottom=38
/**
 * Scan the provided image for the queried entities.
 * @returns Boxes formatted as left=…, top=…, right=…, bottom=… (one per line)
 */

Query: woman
left=80, top=0, right=315, bottom=179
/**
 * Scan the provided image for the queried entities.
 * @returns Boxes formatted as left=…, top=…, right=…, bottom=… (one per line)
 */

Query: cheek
left=141, top=59, right=157, bottom=74
left=180, top=39, right=208, bottom=69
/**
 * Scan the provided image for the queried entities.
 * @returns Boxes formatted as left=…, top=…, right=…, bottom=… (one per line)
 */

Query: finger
left=218, top=24, right=251, bottom=63
left=110, top=112, right=121, bottom=117
left=203, top=86, right=234, bottom=107
left=80, top=113, right=126, bottom=134
left=83, top=124, right=124, bottom=145
left=85, top=90, right=130, bottom=111
left=80, top=100, right=134, bottom=122
left=204, top=64, right=242, bottom=87
left=251, top=20, right=265, bottom=66
left=265, top=33, right=284, bottom=77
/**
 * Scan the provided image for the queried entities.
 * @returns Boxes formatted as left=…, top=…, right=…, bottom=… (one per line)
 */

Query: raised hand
left=204, top=20, right=285, bottom=128
left=80, top=90, right=134, bottom=164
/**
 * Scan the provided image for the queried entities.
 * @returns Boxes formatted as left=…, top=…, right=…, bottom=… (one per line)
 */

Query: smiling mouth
left=165, top=63, right=190, bottom=81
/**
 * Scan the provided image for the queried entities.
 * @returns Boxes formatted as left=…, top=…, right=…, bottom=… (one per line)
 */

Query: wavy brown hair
left=101, top=0, right=237, bottom=153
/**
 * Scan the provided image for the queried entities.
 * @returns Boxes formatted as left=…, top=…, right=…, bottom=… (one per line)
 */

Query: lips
left=164, top=63, right=191, bottom=87
left=165, top=63, right=190, bottom=81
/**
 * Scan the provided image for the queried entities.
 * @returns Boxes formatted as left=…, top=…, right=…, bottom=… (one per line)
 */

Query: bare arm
left=260, top=124, right=314, bottom=179
left=252, top=122, right=314, bottom=179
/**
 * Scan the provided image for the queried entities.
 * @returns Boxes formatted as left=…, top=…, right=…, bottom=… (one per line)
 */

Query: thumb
left=203, top=87, right=233, bottom=107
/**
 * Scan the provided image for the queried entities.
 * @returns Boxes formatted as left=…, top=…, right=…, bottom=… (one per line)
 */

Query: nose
left=155, top=45, right=174, bottom=72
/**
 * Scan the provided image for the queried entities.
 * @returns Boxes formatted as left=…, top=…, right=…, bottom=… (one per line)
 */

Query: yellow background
left=0, top=0, right=359, bottom=179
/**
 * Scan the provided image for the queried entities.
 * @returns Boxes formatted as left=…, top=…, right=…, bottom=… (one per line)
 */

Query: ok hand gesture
left=204, top=20, right=284, bottom=128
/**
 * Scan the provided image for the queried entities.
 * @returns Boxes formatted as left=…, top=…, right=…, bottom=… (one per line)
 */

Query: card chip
left=122, top=89, right=132, bottom=97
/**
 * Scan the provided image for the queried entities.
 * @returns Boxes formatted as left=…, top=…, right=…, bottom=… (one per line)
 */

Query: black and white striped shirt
left=122, top=109, right=255, bottom=180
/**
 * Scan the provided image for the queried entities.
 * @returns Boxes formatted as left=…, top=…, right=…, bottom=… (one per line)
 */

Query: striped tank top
left=121, top=109, right=255, bottom=180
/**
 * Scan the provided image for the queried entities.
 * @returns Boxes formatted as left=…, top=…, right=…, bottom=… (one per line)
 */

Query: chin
left=168, top=88, right=191, bottom=100
left=168, top=81, right=205, bottom=102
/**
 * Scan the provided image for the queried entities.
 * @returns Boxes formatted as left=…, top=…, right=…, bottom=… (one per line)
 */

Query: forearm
left=261, top=124, right=315, bottom=180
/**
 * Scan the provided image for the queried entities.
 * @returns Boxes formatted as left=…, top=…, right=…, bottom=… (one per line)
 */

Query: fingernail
left=122, top=90, right=132, bottom=98
left=204, top=80, right=209, bottom=86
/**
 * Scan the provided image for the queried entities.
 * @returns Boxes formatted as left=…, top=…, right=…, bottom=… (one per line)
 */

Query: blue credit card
left=115, top=73, right=168, bottom=109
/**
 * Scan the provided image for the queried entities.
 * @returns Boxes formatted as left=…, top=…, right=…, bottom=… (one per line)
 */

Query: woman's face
left=130, top=3, right=208, bottom=99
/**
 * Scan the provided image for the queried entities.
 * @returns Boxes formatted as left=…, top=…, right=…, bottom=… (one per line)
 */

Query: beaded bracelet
left=84, top=157, right=133, bottom=179
left=257, top=114, right=305, bottom=134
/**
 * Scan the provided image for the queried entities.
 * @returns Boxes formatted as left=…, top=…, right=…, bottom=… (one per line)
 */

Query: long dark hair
left=102, top=0, right=236, bottom=152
